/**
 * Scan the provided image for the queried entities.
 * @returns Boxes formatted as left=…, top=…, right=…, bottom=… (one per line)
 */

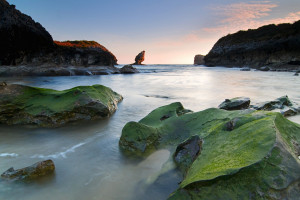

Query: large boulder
left=133, top=51, right=145, bottom=65
left=1, top=160, right=55, bottom=181
left=218, top=97, right=250, bottom=110
left=0, top=84, right=123, bottom=127
left=204, top=20, right=300, bottom=71
left=194, top=55, right=205, bottom=65
left=119, top=102, right=300, bottom=200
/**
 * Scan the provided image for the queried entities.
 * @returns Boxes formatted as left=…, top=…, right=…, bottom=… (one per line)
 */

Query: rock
left=1, top=160, right=55, bottom=181
left=218, top=97, right=250, bottom=110
left=294, top=72, right=299, bottom=76
left=259, top=66, right=270, bottom=71
left=252, top=96, right=300, bottom=117
left=194, top=55, right=205, bottom=65
left=0, top=81, right=7, bottom=86
left=204, top=20, right=300, bottom=71
left=0, top=0, right=117, bottom=70
left=119, top=64, right=139, bottom=74
left=119, top=102, right=300, bottom=200
left=0, top=84, right=123, bottom=127
left=253, top=95, right=292, bottom=111
left=240, top=67, right=250, bottom=71
left=0, top=0, right=54, bottom=65
left=133, top=51, right=145, bottom=65
left=174, top=135, right=203, bottom=173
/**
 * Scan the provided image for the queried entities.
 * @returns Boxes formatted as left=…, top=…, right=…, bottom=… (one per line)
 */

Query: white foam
left=30, top=142, right=85, bottom=159
left=0, top=153, right=19, bottom=158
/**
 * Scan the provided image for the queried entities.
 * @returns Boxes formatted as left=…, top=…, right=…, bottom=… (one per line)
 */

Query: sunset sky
left=8, top=0, right=300, bottom=64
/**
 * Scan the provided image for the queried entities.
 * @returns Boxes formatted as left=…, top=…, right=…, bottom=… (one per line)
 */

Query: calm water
left=0, top=65, right=299, bottom=200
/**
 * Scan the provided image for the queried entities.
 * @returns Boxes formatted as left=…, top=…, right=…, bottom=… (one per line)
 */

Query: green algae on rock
left=0, top=84, right=123, bottom=127
left=119, top=102, right=300, bottom=200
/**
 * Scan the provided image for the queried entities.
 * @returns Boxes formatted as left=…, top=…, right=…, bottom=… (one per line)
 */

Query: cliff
left=194, top=54, right=205, bottom=65
left=0, top=0, right=117, bottom=70
left=0, top=0, right=54, bottom=65
left=204, top=20, right=300, bottom=71
left=133, top=51, right=145, bottom=65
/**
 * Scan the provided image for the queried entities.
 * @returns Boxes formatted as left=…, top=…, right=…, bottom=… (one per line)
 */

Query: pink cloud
left=203, top=1, right=300, bottom=35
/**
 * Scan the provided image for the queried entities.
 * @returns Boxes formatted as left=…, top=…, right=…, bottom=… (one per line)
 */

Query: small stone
left=219, top=97, right=250, bottom=110
left=1, top=160, right=55, bottom=181
left=0, top=81, right=7, bottom=86
left=174, top=135, right=203, bottom=173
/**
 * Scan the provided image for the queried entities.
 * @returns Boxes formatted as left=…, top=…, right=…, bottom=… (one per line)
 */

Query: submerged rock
left=194, top=55, right=205, bottom=65
left=133, top=51, right=145, bottom=65
left=0, top=84, right=123, bottom=126
left=120, top=65, right=139, bottom=74
left=119, top=102, right=300, bottom=200
left=1, top=160, right=55, bottom=181
left=218, top=97, right=250, bottom=110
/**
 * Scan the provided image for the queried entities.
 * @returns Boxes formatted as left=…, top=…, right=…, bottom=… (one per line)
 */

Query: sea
left=0, top=65, right=299, bottom=200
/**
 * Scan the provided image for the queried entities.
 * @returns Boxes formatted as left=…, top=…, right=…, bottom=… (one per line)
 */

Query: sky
left=7, top=0, right=300, bottom=64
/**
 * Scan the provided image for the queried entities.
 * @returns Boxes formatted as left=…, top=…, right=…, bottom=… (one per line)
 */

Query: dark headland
left=202, top=20, right=300, bottom=71
left=0, top=0, right=125, bottom=76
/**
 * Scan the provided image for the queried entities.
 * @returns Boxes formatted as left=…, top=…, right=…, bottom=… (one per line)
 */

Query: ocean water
left=0, top=65, right=299, bottom=200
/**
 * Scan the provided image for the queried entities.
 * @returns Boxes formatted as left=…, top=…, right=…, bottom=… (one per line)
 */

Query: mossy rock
left=0, top=84, right=123, bottom=127
left=119, top=102, right=300, bottom=200
left=1, top=160, right=55, bottom=181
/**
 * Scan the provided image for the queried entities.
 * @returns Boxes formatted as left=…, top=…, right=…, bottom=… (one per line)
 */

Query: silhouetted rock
left=194, top=55, right=205, bottom=65
left=120, top=64, right=139, bottom=74
left=204, top=21, right=300, bottom=71
left=133, top=51, right=145, bottom=65
left=1, top=160, right=55, bottom=181
left=0, top=0, right=118, bottom=74
left=0, top=0, right=54, bottom=65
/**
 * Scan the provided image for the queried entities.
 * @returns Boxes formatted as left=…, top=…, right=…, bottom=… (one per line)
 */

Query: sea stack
left=133, top=51, right=145, bottom=65
left=194, top=54, right=205, bottom=65
left=204, top=20, right=300, bottom=71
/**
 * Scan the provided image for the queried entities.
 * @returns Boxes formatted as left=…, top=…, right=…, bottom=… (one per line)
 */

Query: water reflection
left=0, top=65, right=299, bottom=200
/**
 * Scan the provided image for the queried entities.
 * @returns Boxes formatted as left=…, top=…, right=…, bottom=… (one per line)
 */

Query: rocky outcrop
left=218, top=97, right=251, bottom=110
left=0, top=0, right=118, bottom=72
left=0, top=84, right=123, bottom=127
left=0, top=0, right=54, bottom=65
left=133, top=51, right=145, bottom=65
left=1, top=160, right=55, bottom=181
left=119, top=102, right=300, bottom=200
left=119, top=64, right=139, bottom=74
left=193, top=54, right=205, bottom=65
left=204, top=20, right=300, bottom=71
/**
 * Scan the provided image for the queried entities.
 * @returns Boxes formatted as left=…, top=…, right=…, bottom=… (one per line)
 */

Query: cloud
left=203, top=1, right=300, bottom=35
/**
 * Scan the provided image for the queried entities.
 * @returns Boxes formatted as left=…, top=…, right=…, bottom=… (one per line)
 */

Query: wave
left=0, top=153, right=19, bottom=158
left=30, top=142, right=85, bottom=159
